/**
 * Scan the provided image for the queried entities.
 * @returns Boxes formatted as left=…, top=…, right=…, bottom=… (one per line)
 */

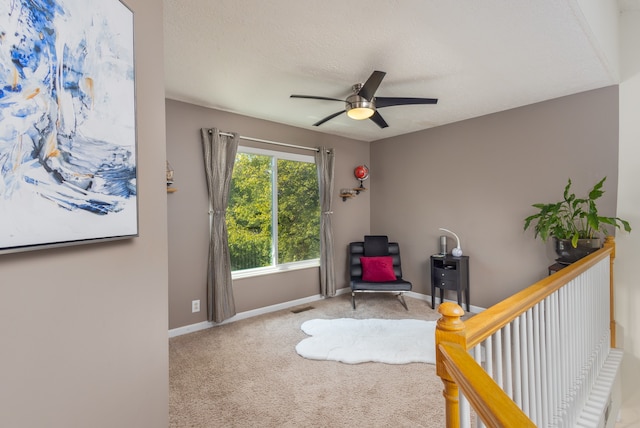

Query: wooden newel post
left=603, top=235, right=616, bottom=348
left=436, top=302, right=467, bottom=428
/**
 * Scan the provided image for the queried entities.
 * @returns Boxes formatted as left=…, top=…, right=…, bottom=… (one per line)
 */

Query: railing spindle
left=513, top=316, right=522, bottom=408
left=521, top=312, right=530, bottom=416
left=494, top=329, right=503, bottom=389
left=533, top=304, right=543, bottom=425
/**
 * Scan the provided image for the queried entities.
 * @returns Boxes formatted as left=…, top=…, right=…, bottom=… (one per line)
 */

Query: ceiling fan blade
left=290, top=95, right=344, bottom=102
left=313, top=110, right=346, bottom=126
left=375, top=97, right=438, bottom=108
left=357, top=70, right=386, bottom=101
left=369, top=111, right=389, bottom=129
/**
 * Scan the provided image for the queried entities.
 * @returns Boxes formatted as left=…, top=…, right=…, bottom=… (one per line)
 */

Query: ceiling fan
left=290, top=70, right=438, bottom=129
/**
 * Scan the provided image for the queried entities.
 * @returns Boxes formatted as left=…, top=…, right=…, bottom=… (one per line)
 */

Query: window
left=227, top=147, right=320, bottom=275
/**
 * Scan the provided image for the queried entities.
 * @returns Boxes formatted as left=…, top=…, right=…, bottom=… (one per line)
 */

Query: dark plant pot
left=554, top=238, right=601, bottom=264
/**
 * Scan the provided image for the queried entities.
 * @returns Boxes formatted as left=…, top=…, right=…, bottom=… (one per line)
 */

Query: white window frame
left=230, top=146, right=320, bottom=279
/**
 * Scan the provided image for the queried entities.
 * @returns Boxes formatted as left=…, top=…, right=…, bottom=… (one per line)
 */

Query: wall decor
left=340, top=165, right=369, bottom=201
left=0, top=0, right=137, bottom=255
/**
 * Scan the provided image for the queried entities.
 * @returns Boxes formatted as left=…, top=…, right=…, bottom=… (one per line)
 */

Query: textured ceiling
left=163, top=0, right=630, bottom=142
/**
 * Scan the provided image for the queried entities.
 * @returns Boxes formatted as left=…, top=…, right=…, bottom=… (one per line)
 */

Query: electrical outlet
left=192, top=300, right=200, bottom=313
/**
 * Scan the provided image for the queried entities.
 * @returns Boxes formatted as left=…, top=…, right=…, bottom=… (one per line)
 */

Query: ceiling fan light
left=347, top=106, right=375, bottom=120
left=346, top=96, right=375, bottom=120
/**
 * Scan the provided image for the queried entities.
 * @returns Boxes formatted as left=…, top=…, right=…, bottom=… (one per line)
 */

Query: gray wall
left=166, top=100, right=370, bottom=329
left=0, top=0, right=169, bottom=427
left=371, top=86, right=619, bottom=308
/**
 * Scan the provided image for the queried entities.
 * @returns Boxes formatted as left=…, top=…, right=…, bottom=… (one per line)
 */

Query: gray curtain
left=201, top=128, right=239, bottom=322
left=315, top=147, right=336, bottom=296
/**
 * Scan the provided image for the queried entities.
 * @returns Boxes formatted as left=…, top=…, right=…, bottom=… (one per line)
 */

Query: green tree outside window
left=228, top=150, right=319, bottom=271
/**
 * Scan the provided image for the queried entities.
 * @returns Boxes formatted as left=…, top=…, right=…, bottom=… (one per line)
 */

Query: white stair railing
left=436, top=238, right=621, bottom=428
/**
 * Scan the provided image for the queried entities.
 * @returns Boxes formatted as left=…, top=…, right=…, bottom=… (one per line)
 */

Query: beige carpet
left=169, top=293, right=449, bottom=428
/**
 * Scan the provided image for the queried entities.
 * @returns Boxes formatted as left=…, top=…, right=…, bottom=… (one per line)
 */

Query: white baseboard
left=169, top=288, right=484, bottom=338
left=169, top=288, right=350, bottom=338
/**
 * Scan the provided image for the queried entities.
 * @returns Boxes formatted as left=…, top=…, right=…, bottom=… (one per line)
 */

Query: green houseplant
left=523, top=177, right=631, bottom=262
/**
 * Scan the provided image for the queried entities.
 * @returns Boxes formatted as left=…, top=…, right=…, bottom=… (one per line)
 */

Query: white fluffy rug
left=295, top=318, right=436, bottom=364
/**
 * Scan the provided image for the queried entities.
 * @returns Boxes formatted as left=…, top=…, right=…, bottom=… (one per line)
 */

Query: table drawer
left=435, top=279, right=458, bottom=290
left=433, top=267, right=457, bottom=281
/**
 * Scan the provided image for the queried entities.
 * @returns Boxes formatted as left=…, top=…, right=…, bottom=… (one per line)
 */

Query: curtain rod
left=213, top=130, right=319, bottom=153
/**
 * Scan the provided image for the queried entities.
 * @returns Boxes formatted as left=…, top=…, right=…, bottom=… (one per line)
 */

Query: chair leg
left=397, top=293, right=408, bottom=311
left=351, top=291, right=356, bottom=310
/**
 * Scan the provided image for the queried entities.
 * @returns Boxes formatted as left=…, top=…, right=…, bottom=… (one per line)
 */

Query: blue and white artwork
left=0, top=0, right=136, bottom=254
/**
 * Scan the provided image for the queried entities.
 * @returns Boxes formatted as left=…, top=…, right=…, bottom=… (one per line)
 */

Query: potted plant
left=523, top=177, right=631, bottom=263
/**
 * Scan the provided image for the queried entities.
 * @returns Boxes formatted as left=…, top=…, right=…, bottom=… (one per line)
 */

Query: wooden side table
left=430, top=255, right=470, bottom=311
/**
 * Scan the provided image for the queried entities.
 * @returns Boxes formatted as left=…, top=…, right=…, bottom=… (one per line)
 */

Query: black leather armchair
left=348, top=235, right=412, bottom=310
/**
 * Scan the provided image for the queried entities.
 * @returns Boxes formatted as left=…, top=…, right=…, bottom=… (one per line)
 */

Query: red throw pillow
left=360, top=256, right=397, bottom=282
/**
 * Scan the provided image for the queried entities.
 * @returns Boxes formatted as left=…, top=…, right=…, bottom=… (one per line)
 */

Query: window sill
left=232, top=259, right=320, bottom=280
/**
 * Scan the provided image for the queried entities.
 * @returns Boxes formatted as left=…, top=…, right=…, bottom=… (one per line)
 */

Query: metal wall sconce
left=340, top=165, right=369, bottom=201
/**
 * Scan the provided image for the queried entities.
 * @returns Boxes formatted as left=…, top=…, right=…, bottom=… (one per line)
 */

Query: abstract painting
left=0, top=0, right=137, bottom=254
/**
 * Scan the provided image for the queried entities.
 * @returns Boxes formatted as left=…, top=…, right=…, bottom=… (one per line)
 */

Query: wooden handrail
left=438, top=342, right=535, bottom=428
left=604, top=236, right=616, bottom=347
